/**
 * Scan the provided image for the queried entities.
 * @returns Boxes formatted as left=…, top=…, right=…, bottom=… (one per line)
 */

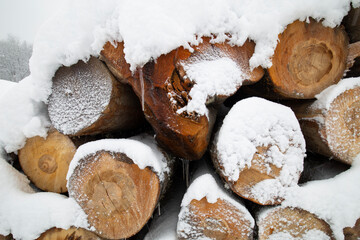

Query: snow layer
left=67, top=134, right=169, bottom=183
left=267, top=229, right=330, bottom=240
left=0, top=158, right=88, bottom=240
left=214, top=97, right=306, bottom=203
left=313, top=77, right=360, bottom=111
left=282, top=155, right=360, bottom=240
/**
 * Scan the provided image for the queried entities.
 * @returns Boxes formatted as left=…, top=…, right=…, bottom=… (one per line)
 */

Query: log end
left=177, top=197, right=254, bottom=240
left=68, top=151, right=160, bottom=239
left=18, top=130, right=75, bottom=193
left=37, top=227, right=100, bottom=240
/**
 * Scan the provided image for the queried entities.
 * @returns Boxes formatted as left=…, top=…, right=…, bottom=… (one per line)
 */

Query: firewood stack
left=15, top=13, right=360, bottom=240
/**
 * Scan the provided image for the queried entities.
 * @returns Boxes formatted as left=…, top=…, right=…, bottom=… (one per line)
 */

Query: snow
left=214, top=97, right=306, bottom=204
left=67, top=134, right=170, bottom=183
left=282, top=155, right=360, bottom=240
left=267, top=229, right=330, bottom=240
left=313, top=77, right=360, bottom=111
left=0, top=158, right=88, bottom=240
left=177, top=57, right=247, bottom=116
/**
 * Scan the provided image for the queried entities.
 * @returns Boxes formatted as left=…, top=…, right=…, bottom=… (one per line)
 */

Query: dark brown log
left=48, top=57, right=144, bottom=137
left=344, top=218, right=360, bottom=240
left=290, top=82, right=360, bottom=165
left=0, top=235, right=12, bottom=240
left=258, top=207, right=334, bottom=240
left=343, top=7, right=360, bottom=43
left=268, top=19, right=348, bottom=99
left=67, top=136, right=173, bottom=239
left=101, top=38, right=264, bottom=160
left=18, top=129, right=76, bottom=193
left=37, top=227, right=100, bottom=240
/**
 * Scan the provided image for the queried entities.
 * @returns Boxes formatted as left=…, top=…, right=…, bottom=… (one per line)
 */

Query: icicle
left=157, top=202, right=161, bottom=216
left=181, top=158, right=190, bottom=187
left=139, top=69, right=145, bottom=111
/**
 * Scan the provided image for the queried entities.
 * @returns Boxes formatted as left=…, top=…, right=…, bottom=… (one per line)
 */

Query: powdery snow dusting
left=267, top=229, right=330, bottom=240
left=214, top=97, right=306, bottom=203
left=67, top=134, right=170, bottom=184
left=0, top=159, right=88, bottom=240
left=177, top=57, right=247, bottom=116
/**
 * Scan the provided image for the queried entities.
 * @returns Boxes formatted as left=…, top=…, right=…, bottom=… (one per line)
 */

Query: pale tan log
left=291, top=85, right=360, bottom=165
left=48, top=57, right=144, bottom=137
left=37, top=227, right=100, bottom=240
left=343, top=218, right=360, bottom=240
left=101, top=38, right=264, bottom=160
left=258, top=207, right=334, bottom=240
left=18, top=129, right=76, bottom=193
left=268, top=19, right=348, bottom=99
left=68, top=138, right=173, bottom=239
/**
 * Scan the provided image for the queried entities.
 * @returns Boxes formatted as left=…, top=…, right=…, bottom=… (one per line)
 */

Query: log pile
left=11, top=13, right=360, bottom=240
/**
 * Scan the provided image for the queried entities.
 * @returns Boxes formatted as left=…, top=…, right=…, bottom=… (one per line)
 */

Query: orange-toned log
left=18, top=129, right=76, bottom=193
left=37, top=227, right=100, bottom=240
left=257, top=207, right=334, bottom=240
left=290, top=80, right=360, bottom=165
left=101, top=39, right=264, bottom=160
left=67, top=136, right=173, bottom=239
left=268, top=19, right=348, bottom=99
left=48, top=57, right=144, bottom=137
left=177, top=170, right=254, bottom=240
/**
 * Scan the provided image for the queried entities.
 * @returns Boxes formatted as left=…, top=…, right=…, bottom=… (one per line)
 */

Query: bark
left=257, top=207, right=334, bottom=240
left=18, top=129, right=76, bottom=193
left=48, top=57, right=144, bottom=137
left=101, top=38, right=264, bottom=160
left=67, top=136, right=174, bottom=239
left=37, top=227, right=101, bottom=240
left=268, top=19, right=348, bottom=99
left=343, top=218, right=360, bottom=240
left=290, top=85, right=360, bottom=165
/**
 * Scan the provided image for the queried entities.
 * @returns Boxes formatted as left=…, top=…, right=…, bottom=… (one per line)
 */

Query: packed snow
left=214, top=97, right=306, bottom=204
left=67, top=134, right=170, bottom=183
left=0, top=0, right=359, bottom=239
left=0, top=158, right=88, bottom=240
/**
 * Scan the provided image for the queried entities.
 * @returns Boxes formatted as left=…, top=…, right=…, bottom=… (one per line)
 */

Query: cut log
left=290, top=78, right=360, bottom=165
left=211, top=97, right=305, bottom=205
left=37, top=227, right=100, bottom=240
left=343, top=218, right=360, bottom=240
left=101, top=38, right=264, bottom=160
left=177, top=159, right=254, bottom=240
left=343, top=7, right=360, bottom=43
left=0, top=235, right=12, bottom=240
left=67, top=134, right=173, bottom=239
left=18, top=129, right=76, bottom=193
left=48, top=57, right=144, bottom=137
left=268, top=19, right=348, bottom=99
left=258, top=207, right=334, bottom=240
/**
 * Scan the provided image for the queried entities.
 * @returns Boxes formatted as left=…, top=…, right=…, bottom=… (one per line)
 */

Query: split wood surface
left=37, top=227, right=100, bottom=240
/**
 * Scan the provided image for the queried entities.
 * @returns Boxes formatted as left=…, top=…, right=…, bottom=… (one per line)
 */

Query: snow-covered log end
left=67, top=134, right=173, bottom=239
left=177, top=174, right=254, bottom=239
left=212, top=97, right=306, bottom=205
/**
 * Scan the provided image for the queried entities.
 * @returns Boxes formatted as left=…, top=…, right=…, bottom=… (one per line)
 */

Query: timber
left=290, top=84, right=360, bottom=165
left=258, top=207, right=334, bottom=240
left=37, top=227, right=100, bottom=240
left=343, top=218, right=360, bottom=240
left=48, top=57, right=144, bottom=137
left=67, top=137, right=173, bottom=239
left=268, top=19, right=348, bottom=99
left=101, top=38, right=264, bottom=160
left=18, top=129, right=76, bottom=193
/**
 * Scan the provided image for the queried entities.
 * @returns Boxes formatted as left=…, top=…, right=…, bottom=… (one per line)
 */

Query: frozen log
left=268, top=19, right=348, bottom=99
left=48, top=57, right=144, bottom=137
left=67, top=134, right=174, bottom=239
left=101, top=38, right=264, bottom=160
left=291, top=78, right=360, bottom=165
left=257, top=207, right=334, bottom=240
left=37, top=227, right=100, bottom=240
left=18, top=129, right=77, bottom=193
left=211, top=97, right=306, bottom=205
left=177, top=160, right=255, bottom=240
left=343, top=218, right=360, bottom=240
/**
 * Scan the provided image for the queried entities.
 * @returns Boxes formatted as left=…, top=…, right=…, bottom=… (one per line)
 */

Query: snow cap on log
left=177, top=172, right=254, bottom=239
left=67, top=134, right=173, bottom=239
left=257, top=206, right=334, bottom=240
left=212, top=97, right=306, bottom=205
